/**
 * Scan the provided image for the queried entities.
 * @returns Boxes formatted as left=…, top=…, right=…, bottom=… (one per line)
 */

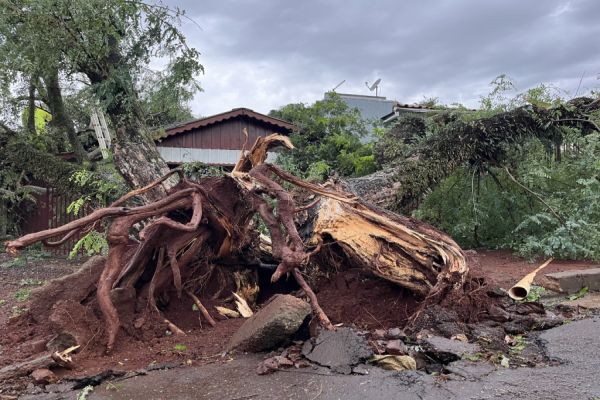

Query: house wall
left=157, top=116, right=286, bottom=165
left=158, top=117, right=277, bottom=150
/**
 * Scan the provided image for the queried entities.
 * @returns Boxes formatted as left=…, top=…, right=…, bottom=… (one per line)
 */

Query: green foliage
left=76, top=386, right=94, bottom=400
left=67, top=168, right=127, bottom=214
left=270, top=94, right=374, bottom=179
left=374, top=115, right=427, bottom=167
left=69, top=230, right=109, bottom=259
left=508, top=336, right=527, bottom=354
left=525, top=286, right=545, bottom=302
left=173, top=343, right=187, bottom=352
left=19, top=278, right=44, bottom=286
left=1, top=257, right=27, bottom=268
left=415, top=132, right=600, bottom=260
left=1, top=247, right=51, bottom=268
left=182, top=162, right=224, bottom=180
left=14, top=288, right=31, bottom=302
left=567, top=287, right=589, bottom=301
left=381, top=77, right=600, bottom=260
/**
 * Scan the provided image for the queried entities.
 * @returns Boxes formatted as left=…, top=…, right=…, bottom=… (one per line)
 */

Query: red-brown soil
left=470, top=250, right=598, bottom=289
left=1, top=249, right=598, bottom=385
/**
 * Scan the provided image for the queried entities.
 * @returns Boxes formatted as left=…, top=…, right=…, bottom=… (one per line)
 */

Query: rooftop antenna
left=365, top=78, right=382, bottom=96
left=332, top=80, right=346, bottom=92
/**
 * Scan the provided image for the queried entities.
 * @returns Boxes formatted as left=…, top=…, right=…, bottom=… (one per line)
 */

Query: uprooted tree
left=351, top=96, right=600, bottom=213
left=5, top=135, right=467, bottom=353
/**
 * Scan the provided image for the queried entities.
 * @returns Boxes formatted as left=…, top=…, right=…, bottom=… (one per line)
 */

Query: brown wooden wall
left=158, top=117, right=281, bottom=150
left=20, top=188, right=85, bottom=256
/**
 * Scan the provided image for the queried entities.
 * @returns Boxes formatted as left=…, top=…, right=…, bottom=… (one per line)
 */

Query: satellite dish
left=365, top=78, right=382, bottom=96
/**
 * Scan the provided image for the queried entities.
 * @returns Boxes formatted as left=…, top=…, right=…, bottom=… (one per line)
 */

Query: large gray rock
left=227, top=294, right=311, bottom=352
left=302, top=327, right=373, bottom=374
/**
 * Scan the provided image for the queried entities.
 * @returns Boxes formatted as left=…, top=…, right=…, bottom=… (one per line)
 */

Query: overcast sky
left=165, top=0, right=600, bottom=117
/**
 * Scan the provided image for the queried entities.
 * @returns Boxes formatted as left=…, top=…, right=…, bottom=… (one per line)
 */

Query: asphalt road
left=24, top=317, right=600, bottom=400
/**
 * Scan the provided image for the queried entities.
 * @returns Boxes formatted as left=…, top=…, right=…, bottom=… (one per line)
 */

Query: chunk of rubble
left=302, top=327, right=373, bottom=374
left=445, top=360, right=496, bottom=381
left=385, top=339, right=408, bottom=355
left=256, top=356, right=294, bottom=375
left=423, top=336, right=480, bottom=364
left=385, top=327, right=407, bottom=340
left=227, top=294, right=311, bottom=352
left=31, top=368, right=57, bottom=385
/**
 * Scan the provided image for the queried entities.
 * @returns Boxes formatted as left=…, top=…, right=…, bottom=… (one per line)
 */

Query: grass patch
left=173, top=343, right=187, bottom=352
left=508, top=336, right=527, bottom=354
left=567, top=287, right=589, bottom=301
left=1, top=248, right=51, bottom=268
left=14, top=288, right=31, bottom=302
left=525, top=285, right=545, bottom=302
left=19, top=278, right=44, bottom=286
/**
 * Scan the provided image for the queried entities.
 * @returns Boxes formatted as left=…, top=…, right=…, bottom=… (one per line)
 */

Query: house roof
left=158, top=108, right=296, bottom=140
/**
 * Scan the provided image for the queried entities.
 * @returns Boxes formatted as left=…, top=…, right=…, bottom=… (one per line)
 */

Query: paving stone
left=303, top=327, right=373, bottom=374
left=546, top=268, right=600, bottom=294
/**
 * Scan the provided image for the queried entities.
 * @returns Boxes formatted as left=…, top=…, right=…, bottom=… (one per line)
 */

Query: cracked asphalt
left=24, top=317, right=600, bottom=400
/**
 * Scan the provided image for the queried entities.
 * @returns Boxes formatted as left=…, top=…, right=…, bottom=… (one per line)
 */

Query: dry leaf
left=369, top=355, right=417, bottom=371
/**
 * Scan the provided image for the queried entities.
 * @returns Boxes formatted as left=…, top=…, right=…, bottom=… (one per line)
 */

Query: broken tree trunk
left=5, top=134, right=467, bottom=352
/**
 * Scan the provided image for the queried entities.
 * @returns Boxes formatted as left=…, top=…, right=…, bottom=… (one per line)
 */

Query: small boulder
left=303, top=327, right=373, bottom=374
left=31, top=368, right=57, bottom=385
left=227, top=294, right=311, bottom=352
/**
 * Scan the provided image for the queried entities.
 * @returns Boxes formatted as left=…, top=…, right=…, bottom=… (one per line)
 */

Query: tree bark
left=43, top=69, right=87, bottom=163
left=5, top=135, right=468, bottom=352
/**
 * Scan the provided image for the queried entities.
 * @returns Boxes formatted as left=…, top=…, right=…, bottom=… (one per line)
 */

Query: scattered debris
left=216, top=306, right=241, bottom=319
left=384, top=339, right=408, bottom=355
left=302, top=327, right=373, bottom=374
left=508, top=258, right=553, bottom=300
left=46, top=332, right=78, bottom=353
left=369, top=355, right=417, bottom=371
left=227, top=294, right=311, bottom=352
left=256, top=356, right=294, bottom=375
left=0, top=345, right=78, bottom=381
left=423, top=336, right=479, bottom=364
left=386, top=327, right=407, bottom=340
left=451, top=333, right=468, bottom=343
left=233, top=292, right=254, bottom=318
left=31, top=368, right=57, bottom=385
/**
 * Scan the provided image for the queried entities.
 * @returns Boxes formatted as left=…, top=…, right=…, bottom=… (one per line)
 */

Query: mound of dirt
left=313, top=268, right=420, bottom=330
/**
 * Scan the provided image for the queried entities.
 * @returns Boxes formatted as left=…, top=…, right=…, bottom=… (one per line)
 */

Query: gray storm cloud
left=165, top=0, right=600, bottom=116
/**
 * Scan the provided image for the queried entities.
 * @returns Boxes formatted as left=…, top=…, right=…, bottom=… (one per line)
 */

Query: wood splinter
left=164, top=319, right=186, bottom=335
left=186, top=290, right=217, bottom=327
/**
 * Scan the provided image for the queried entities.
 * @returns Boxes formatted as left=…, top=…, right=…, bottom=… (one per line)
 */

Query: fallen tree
left=5, top=135, right=467, bottom=353
left=353, top=97, right=600, bottom=212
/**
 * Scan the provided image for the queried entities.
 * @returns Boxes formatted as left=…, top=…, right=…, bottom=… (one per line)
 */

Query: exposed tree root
left=5, top=134, right=468, bottom=352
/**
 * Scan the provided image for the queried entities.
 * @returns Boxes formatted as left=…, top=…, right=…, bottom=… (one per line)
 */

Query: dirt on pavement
left=1, top=248, right=600, bottom=397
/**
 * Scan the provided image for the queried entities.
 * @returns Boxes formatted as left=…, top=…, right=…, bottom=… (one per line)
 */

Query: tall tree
left=0, top=0, right=202, bottom=195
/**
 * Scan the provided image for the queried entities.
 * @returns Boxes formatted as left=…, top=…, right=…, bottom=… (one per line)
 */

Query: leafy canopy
left=270, top=93, right=376, bottom=180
